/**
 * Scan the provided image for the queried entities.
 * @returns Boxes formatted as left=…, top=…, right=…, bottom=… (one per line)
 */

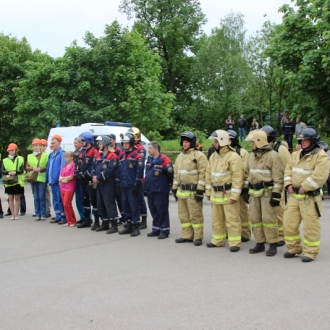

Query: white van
left=47, top=122, right=150, bottom=156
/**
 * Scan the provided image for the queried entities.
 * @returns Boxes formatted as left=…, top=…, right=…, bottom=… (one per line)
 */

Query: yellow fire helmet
left=245, top=129, right=268, bottom=148
left=127, top=127, right=141, bottom=142
left=208, top=129, right=230, bottom=147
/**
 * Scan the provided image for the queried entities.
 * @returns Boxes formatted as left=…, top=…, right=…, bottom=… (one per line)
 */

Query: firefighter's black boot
left=107, top=220, right=118, bottom=234
left=139, top=216, right=147, bottom=230
left=130, top=224, right=140, bottom=237
left=266, top=243, right=277, bottom=257
left=77, top=214, right=91, bottom=228
left=119, top=221, right=132, bottom=235
left=95, top=219, right=109, bottom=232
left=249, top=243, right=265, bottom=254
left=91, top=216, right=100, bottom=231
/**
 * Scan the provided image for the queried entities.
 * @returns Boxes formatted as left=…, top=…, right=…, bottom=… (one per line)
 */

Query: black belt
left=249, top=181, right=274, bottom=190
left=180, top=184, right=197, bottom=191
left=213, top=184, right=232, bottom=192
left=293, top=187, right=320, bottom=196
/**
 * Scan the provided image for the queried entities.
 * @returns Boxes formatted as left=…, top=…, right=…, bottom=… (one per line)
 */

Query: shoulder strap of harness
left=273, top=140, right=282, bottom=153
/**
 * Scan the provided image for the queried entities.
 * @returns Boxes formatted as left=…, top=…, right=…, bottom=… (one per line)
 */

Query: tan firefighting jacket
left=270, top=142, right=291, bottom=167
left=205, top=146, right=243, bottom=203
left=173, top=148, right=208, bottom=199
left=284, top=147, right=329, bottom=196
left=236, top=146, right=249, bottom=170
left=244, top=145, right=284, bottom=196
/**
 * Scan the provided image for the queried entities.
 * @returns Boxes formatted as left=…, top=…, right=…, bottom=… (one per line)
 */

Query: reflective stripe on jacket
left=205, top=146, right=243, bottom=203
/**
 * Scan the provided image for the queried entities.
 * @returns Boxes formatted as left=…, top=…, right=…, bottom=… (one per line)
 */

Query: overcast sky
left=1, top=0, right=291, bottom=58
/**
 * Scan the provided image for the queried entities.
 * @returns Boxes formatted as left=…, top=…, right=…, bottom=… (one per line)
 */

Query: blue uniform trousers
left=75, top=180, right=85, bottom=221
left=97, top=181, right=118, bottom=220
left=51, top=183, right=65, bottom=221
left=80, top=183, right=98, bottom=217
left=121, top=187, right=141, bottom=224
left=147, top=192, right=170, bottom=236
left=139, top=185, right=148, bottom=216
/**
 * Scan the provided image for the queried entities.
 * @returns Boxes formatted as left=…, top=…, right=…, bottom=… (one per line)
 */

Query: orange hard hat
left=52, top=134, right=62, bottom=142
left=7, top=143, right=18, bottom=151
left=32, top=138, right=41, bottom=145
left=40, top=139, right=48, bottom=146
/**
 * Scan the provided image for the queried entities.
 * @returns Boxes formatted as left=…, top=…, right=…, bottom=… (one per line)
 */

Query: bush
left=146, top=130, right=164, bottom=141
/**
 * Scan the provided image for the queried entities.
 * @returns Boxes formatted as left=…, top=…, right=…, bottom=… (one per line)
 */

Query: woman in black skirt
left=1, top=143, right=25, bottom=220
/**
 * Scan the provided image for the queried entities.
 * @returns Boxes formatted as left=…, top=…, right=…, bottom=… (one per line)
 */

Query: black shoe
left=77, top=217, right=91, bottom=228
left=230, top=246, right=240, bottom=252
left=241, top=237, right=250, bottom=242
left=0, top=213, right=3, bottom=219
left=46, top=213, right=51, bottom=218
left=77, top=219, right=84, bottom=224
left=130, top=224, right=140, bottom=237
left=175, top=238, right=193, bottom=243
left=58, top=221, right=66, bottom=225
left=206, top=242, right=218, bottom=248
left=277, top=241, right=285, bottom=247
left=194, top=240, right=202, bottom=246
left=91, top=217, right=101, bottom=231
left=20, top=213, right=25, bottom=216
left=249, top=243, right=265, bottom=254
left=51, top=217, right=56, bottom=220
left=147, top=232, right=159, bottom=237
left=283, top=252, right=297, bottom=258
left=119, top=222, right=132, bottom=235
left=32, top=214, right=36, bottom=217
left=158, top=234, right=168, bottom=239
left=302, top=256, right=313, bottom=262
left=95, top=220, right=109, bottom=232
left=107, top=220, right=118, bottom=234
left=139, top=216, right=147, bottom=230
left=266, top=243, right=277, bottom=257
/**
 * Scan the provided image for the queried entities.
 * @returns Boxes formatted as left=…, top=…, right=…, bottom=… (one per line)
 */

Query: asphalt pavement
left=1, top=185, right=330, bottom=330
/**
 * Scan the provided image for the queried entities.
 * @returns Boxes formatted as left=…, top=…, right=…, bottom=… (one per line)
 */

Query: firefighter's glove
left=172, top=189, right=178, bottom=202
left=132, top=185, right=139, bottom=196
left=270, top=192, right=281, bottom=207
left=241, top=188, right=250, bottom=204
left=116, top=185, right=122, bottom=197
left=195, top=190, right=204, bottom=202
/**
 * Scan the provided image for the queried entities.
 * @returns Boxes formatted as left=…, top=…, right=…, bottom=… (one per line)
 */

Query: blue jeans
left=51, top=183, right=66, bottom=221
left=32, top=182, right=47, bottom=217
left=239, top=128, right=246, bottom=142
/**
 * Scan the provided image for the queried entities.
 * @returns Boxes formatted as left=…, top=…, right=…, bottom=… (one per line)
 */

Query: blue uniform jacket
left=76, top=147, right=100, bottom=181
left=145, top=154, right=174, bottom=193
left=92, top=152, right=119, bottom=182
left=116, top=149, right=144, bottom=188
left=46, top=147, right=66, bottom=184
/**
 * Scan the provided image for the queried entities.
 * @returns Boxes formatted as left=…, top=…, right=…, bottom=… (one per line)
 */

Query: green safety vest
left=2, top=156, right=25, bottom=187
left=27, top=153, right=49, bottom=183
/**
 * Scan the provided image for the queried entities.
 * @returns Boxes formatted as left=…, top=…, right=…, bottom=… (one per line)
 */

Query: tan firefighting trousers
left=249, top=194, right=278, bottom=244
left=178, top=197, right=204, bottom=240
left=283, top=194, right=322, bottom=259
left=239, top=197, right=251, bottom=239
left=211, top=202, right=241, bottom=247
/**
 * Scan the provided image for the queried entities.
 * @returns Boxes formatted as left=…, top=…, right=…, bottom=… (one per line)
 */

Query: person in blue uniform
left=92, top=135, right=120, bottom=233
left=145, top=141, right=173, bottom=239
left=116, top=133, right=144, bottom=237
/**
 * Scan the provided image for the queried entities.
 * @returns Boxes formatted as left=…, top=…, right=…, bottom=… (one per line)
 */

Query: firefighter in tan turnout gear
left=205, top=130, right=244, bottom=252
left=261, top=125, right=291, bottom=246
left=172, top=131, right=208, bottom=246
left=243, top=129, right=284, bottom=257
left=227, top=129, right=251, bottom=242
left=283, top=126, right=329, bottom=262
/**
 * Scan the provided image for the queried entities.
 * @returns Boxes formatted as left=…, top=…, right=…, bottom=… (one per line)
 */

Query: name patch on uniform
left=154, top=171, right=160, bottom=176
left=129, top=163, right=134, bottom=168
left=103, top=163, right=107, bottom=169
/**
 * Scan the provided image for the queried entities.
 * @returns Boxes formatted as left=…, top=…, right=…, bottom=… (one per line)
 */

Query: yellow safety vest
left=27, top=153, right=48, bottom=183
left=2, top=156, right=25, bottom=187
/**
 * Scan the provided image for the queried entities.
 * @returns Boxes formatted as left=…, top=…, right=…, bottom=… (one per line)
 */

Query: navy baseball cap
left=110, top=134, right=116, bottom=140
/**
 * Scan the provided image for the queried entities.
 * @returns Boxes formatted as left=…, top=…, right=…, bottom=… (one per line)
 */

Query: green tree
left=0, top=34, right=35, bottom=154
left=14, top=22, right=174, bottom=147
left=267, top=0, right=330, bottom=134
left=119, top=0, right=206, bottom=97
